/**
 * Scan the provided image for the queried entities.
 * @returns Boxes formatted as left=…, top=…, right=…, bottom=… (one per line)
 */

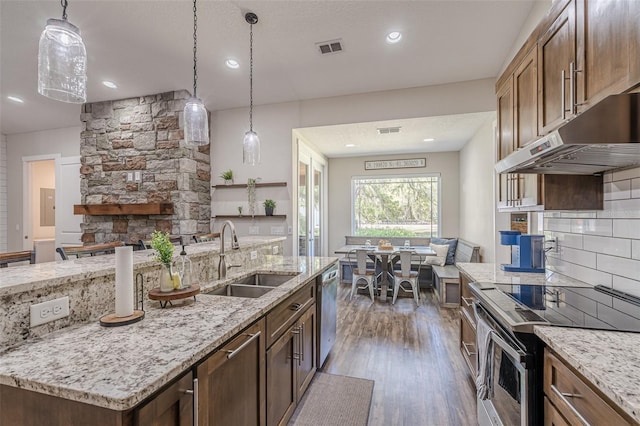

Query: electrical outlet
left=250, top=251, right=258, bottom=260
left=249, top=225, right=259, bottom=235
left=271, top=226, right=284, bottom=235
left=134, top=171, right=141, bottom=182
left=30, top=296, right=69, bottom=327
left=127, top=172, right=133, bottom=182
left=288, top=226, right=293, bottom=235
left=272, top=246, right=279, bottom=255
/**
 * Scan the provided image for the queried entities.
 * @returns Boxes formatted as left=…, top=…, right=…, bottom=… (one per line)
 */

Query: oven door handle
left=490, top=330, right=527, bottom=364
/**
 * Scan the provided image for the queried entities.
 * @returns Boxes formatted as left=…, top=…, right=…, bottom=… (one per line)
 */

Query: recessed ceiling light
left=7, top=95, right=24, bottom=103
left=345, top=144, right=356, bottom=148
left=102, top=80, right=118, bottom=89
left=423, top=138, right=435, bottom=142
left=386, top=31, right=402, bottom=44
left=225, top=59, right=239, bottom=69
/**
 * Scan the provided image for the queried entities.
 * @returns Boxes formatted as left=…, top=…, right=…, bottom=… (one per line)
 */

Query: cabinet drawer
left=459, top=273, right=476, bottom=326
left=544, top=349, right=632, bottom=426
left=544, top=396, right=570, bottom=426
left=460, top=309, right=477, bottom=378
left=266, top=281, right=315, bottom=348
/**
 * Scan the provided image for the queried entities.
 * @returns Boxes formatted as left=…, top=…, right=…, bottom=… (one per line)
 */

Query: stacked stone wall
left=79, top=90, right=211, bottom=244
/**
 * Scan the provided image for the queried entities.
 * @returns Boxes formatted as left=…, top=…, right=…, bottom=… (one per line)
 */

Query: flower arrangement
left=150, top=230, right=175, bottom=267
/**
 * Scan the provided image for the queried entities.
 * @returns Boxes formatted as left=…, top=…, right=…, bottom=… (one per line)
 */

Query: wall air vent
left=316, top=39, right=344, bottom=55
left=377, top=126, right=401, bottom=135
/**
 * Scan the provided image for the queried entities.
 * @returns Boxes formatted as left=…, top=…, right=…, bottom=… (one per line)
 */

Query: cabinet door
left=519, top=174, right=542, bottom=207
left=267, top=328, right=297, bottom=426
left=295, top=306, right=317, bottom=400
left=460, top=309, right=477, bottom=378
left=197, top=320, right=266, bottom=426
left=136, top=371, right=194, bottom=426
left=496, top=77, right=514, bottom=209
left=514, top=47, right=538, bottom=148
left=538, top=1, right=576, bottom=135
left=576, top=0, right=630, bottom=110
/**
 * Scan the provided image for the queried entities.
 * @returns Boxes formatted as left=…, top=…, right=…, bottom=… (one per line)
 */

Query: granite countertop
left=0, top=236, right=285, bottom=297
left=456, top=262, right=591, bottom=287
left=535, top=326, right=640, bottom=423
left=0, top=255, right=337, bottom=412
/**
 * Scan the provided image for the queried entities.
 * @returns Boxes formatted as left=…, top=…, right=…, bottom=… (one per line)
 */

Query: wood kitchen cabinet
left=543, top=348, right=635, bottom=425
left=295, top=305, right=316, bottom=400
left=514, top=47, right=539, bottom=148
left=196, top=319, right=266, bottom=426
left=136, top=372, right=195, bottom=426
left=459, top=272, right=477, bottom=379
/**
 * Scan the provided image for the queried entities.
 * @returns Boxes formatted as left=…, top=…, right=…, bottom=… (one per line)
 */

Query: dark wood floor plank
left=322, top=285, right=477, bottom=425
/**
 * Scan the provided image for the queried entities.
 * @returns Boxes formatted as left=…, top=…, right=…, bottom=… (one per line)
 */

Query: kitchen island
left=0, top=245, right=338, bottom=425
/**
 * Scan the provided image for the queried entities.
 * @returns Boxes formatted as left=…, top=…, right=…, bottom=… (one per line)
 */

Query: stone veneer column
left=79, top=90, right=211, bottom=244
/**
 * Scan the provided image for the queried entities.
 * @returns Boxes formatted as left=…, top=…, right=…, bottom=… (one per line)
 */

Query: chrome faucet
left=218, top=220, right=240, bottom=279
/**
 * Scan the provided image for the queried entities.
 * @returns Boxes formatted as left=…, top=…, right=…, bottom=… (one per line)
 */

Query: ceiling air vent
left=377, top=126, right=401, bottom=135
left=316, top=39, right=344, bottom=55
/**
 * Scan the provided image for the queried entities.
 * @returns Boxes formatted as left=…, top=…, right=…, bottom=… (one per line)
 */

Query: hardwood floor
left=321, top=284, right=477, bottom=425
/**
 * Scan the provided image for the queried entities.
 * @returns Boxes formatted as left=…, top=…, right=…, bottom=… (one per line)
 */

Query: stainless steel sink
left=205, top=284, right=275, bottom=298
left=230, top=272, right=299, bottom=287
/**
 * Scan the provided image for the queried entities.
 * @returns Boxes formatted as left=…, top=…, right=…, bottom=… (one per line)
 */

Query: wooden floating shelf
left=74, top=203, right=174, bottom=216
left=211, top=181, right=287, bottom=189
left=212, top=215, right=287, bottom=219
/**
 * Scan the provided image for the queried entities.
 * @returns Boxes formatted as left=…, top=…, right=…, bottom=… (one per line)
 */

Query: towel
left=475, top=313, right=495, bottom=400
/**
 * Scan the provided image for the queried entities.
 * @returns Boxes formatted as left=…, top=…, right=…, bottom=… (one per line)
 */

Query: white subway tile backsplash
left=632, top=178, right=640, bottom=199
left=545, top=231, right=583, bottom=249
left=633, top=240, right=640, bottom=260
left=597, top=254, right=640, bottom=281
left=559, top=246, right=596, bottom=267
left=544, top=218, right=572, bottom=232
left=583, top=235, right=631, bottom=258
left=612, top=219, right=640, bottom=239
left=603, top=172, right=613, bottom=183
left=570, top=218, right=612, bottom=236
left=604, top=180, right=631, bottom=201
left=613, top=275, right=640, bottom=298
left=598, top=199, right=640, bottom=219
left=612, top=167, right=640, bottom=182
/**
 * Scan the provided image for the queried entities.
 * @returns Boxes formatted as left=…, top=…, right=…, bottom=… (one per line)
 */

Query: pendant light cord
left=249, top=22, right=254, bottom=132
left=192, top=0, right=198, bottom=98
left=61, top=0, right=68, bottom=20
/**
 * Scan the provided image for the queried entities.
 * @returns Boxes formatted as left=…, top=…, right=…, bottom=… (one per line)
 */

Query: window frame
left=350, top=173, right=442, bottom=238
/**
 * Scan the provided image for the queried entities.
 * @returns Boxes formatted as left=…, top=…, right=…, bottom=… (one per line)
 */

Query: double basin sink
left=205, top=272, right=300, bottom=298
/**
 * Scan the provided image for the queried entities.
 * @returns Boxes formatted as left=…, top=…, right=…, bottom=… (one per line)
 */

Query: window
left=352, top=175, right=440, bottom=237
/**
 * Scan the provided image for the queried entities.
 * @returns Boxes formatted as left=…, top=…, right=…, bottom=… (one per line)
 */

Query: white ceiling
left=0, top=0, right=534, bottom=155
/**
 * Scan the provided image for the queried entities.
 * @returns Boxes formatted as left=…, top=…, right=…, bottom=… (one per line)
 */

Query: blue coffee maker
left=499, top=231, right=545, bottom=273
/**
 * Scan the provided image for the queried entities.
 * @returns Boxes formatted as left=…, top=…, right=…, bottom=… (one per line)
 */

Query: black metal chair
left=56, top=241, right=125, bottom=260
left=192, top=232, right=220, bottom=243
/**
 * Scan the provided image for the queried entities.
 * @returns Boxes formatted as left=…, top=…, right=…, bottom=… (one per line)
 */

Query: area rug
left=289, top=372, right=374, bottom=426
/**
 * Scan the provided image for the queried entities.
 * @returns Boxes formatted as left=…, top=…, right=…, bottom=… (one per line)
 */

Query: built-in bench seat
left=431, top=239, right=480, bottom=307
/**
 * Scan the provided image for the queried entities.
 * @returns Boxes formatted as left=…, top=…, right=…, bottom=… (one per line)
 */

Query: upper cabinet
left=538, top=0, right=576, bottom=135
left=514, top=47, right=539, bottom=148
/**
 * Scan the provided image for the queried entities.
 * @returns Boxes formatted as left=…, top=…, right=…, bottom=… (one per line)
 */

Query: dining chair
left=56, top=241, right=124, bottom=260
left=138, top=235, right=184, bottom=250
left=392, top=250, right=420, bottom=305
left=347, top=249, right=376, bottom=302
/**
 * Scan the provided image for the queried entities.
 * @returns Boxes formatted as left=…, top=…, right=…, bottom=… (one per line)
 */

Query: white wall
left=0, top=134, right=7, bottom=252
left=6, top=126, right=80, bottom=250
left=327, top=152, right=460, bottom=254
left=544, top=167, right=640, bottom=296
left=459, top=117, right=498, bottom=262
left=30, top=160, right=56, bottom=240
left=211, top=78, right=496, bottom=255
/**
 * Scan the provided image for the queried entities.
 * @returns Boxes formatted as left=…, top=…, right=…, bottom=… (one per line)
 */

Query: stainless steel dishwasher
left=316, top=263, right=338, bottom=368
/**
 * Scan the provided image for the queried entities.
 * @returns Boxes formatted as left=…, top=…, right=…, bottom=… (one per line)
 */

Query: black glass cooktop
left=491, top=283, right=640, bottom=332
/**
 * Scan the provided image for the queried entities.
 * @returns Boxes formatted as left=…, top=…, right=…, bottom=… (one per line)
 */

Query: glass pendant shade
left=38, top=19, right=87, bottom=103
left=184, top=96, right=209, bottom=147
left=243, top=131, right=261, bottom=165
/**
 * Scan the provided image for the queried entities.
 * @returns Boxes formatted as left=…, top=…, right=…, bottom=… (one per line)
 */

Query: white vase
left=159, top=264, right=174, bottom=292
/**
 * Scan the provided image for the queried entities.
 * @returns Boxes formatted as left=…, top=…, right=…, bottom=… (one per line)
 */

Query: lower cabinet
left=267, top=304, right=317, bottom=426
left=136, top=371, right=196, bottom=426
left=196, top=320, right=266, bottom=426
left=459, top=272, right=477, bottom=380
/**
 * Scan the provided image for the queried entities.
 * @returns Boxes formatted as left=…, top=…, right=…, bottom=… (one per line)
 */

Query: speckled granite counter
left=535, top=326, right=640, bottom=423
left=456, top=262, right=591, bottom=287
left=0, top=255, right=337, bottom=412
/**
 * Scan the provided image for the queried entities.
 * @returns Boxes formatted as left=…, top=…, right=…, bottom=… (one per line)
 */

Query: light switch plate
left=272, top=246, right=279, bottom=255
left=270, top=226, right=284, bottom=235
left=30, top=296, right=69, bottom=327
left=250, top=251, right=258, bottom=260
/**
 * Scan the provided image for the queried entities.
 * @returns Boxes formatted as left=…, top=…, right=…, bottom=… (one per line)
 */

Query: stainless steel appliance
left=317, top=264, right=338, bottom=368
left=495, top=93, right=640, bottom=175
left=471, top=282, right=640, bottom=426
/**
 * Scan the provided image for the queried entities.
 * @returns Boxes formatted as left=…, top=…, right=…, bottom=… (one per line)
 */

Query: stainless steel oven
left=474, top=302, right=536, bottom=426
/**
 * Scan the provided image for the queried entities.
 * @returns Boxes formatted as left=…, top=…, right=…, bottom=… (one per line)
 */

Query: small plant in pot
left=220, top=169, right=234, bottom=185
left=263, top=199, right=276, bottom=216
left=150, top=230, right=178, bottom=292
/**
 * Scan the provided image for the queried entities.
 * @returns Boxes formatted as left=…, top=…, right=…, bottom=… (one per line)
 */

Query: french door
left=297, top=143, right=326, bottom=257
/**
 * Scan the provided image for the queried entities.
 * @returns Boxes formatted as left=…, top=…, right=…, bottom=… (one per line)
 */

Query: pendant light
left=184, top=0, right=209, bottom=147
left=38, top=0, right=87, bottom=103
left=243, top=12, right=260, bottom=165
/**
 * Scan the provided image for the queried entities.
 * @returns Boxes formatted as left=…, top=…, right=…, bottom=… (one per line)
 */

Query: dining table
left=334, top=244, right=436, bottom=302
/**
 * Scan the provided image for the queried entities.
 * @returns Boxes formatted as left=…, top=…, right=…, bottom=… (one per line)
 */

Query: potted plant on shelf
left=220, top=169, right=234, bottom=185
left=150, top=230, right=178, bottom=292
left=263, top=199, right=276, bottom=216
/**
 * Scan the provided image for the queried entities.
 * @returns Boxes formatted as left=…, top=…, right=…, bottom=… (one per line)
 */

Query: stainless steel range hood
left=495, top=93, right=640, bottom=175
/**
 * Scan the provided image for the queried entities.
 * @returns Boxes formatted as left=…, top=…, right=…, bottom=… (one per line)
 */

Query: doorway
left=296, top=140, right=327, bottom=257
